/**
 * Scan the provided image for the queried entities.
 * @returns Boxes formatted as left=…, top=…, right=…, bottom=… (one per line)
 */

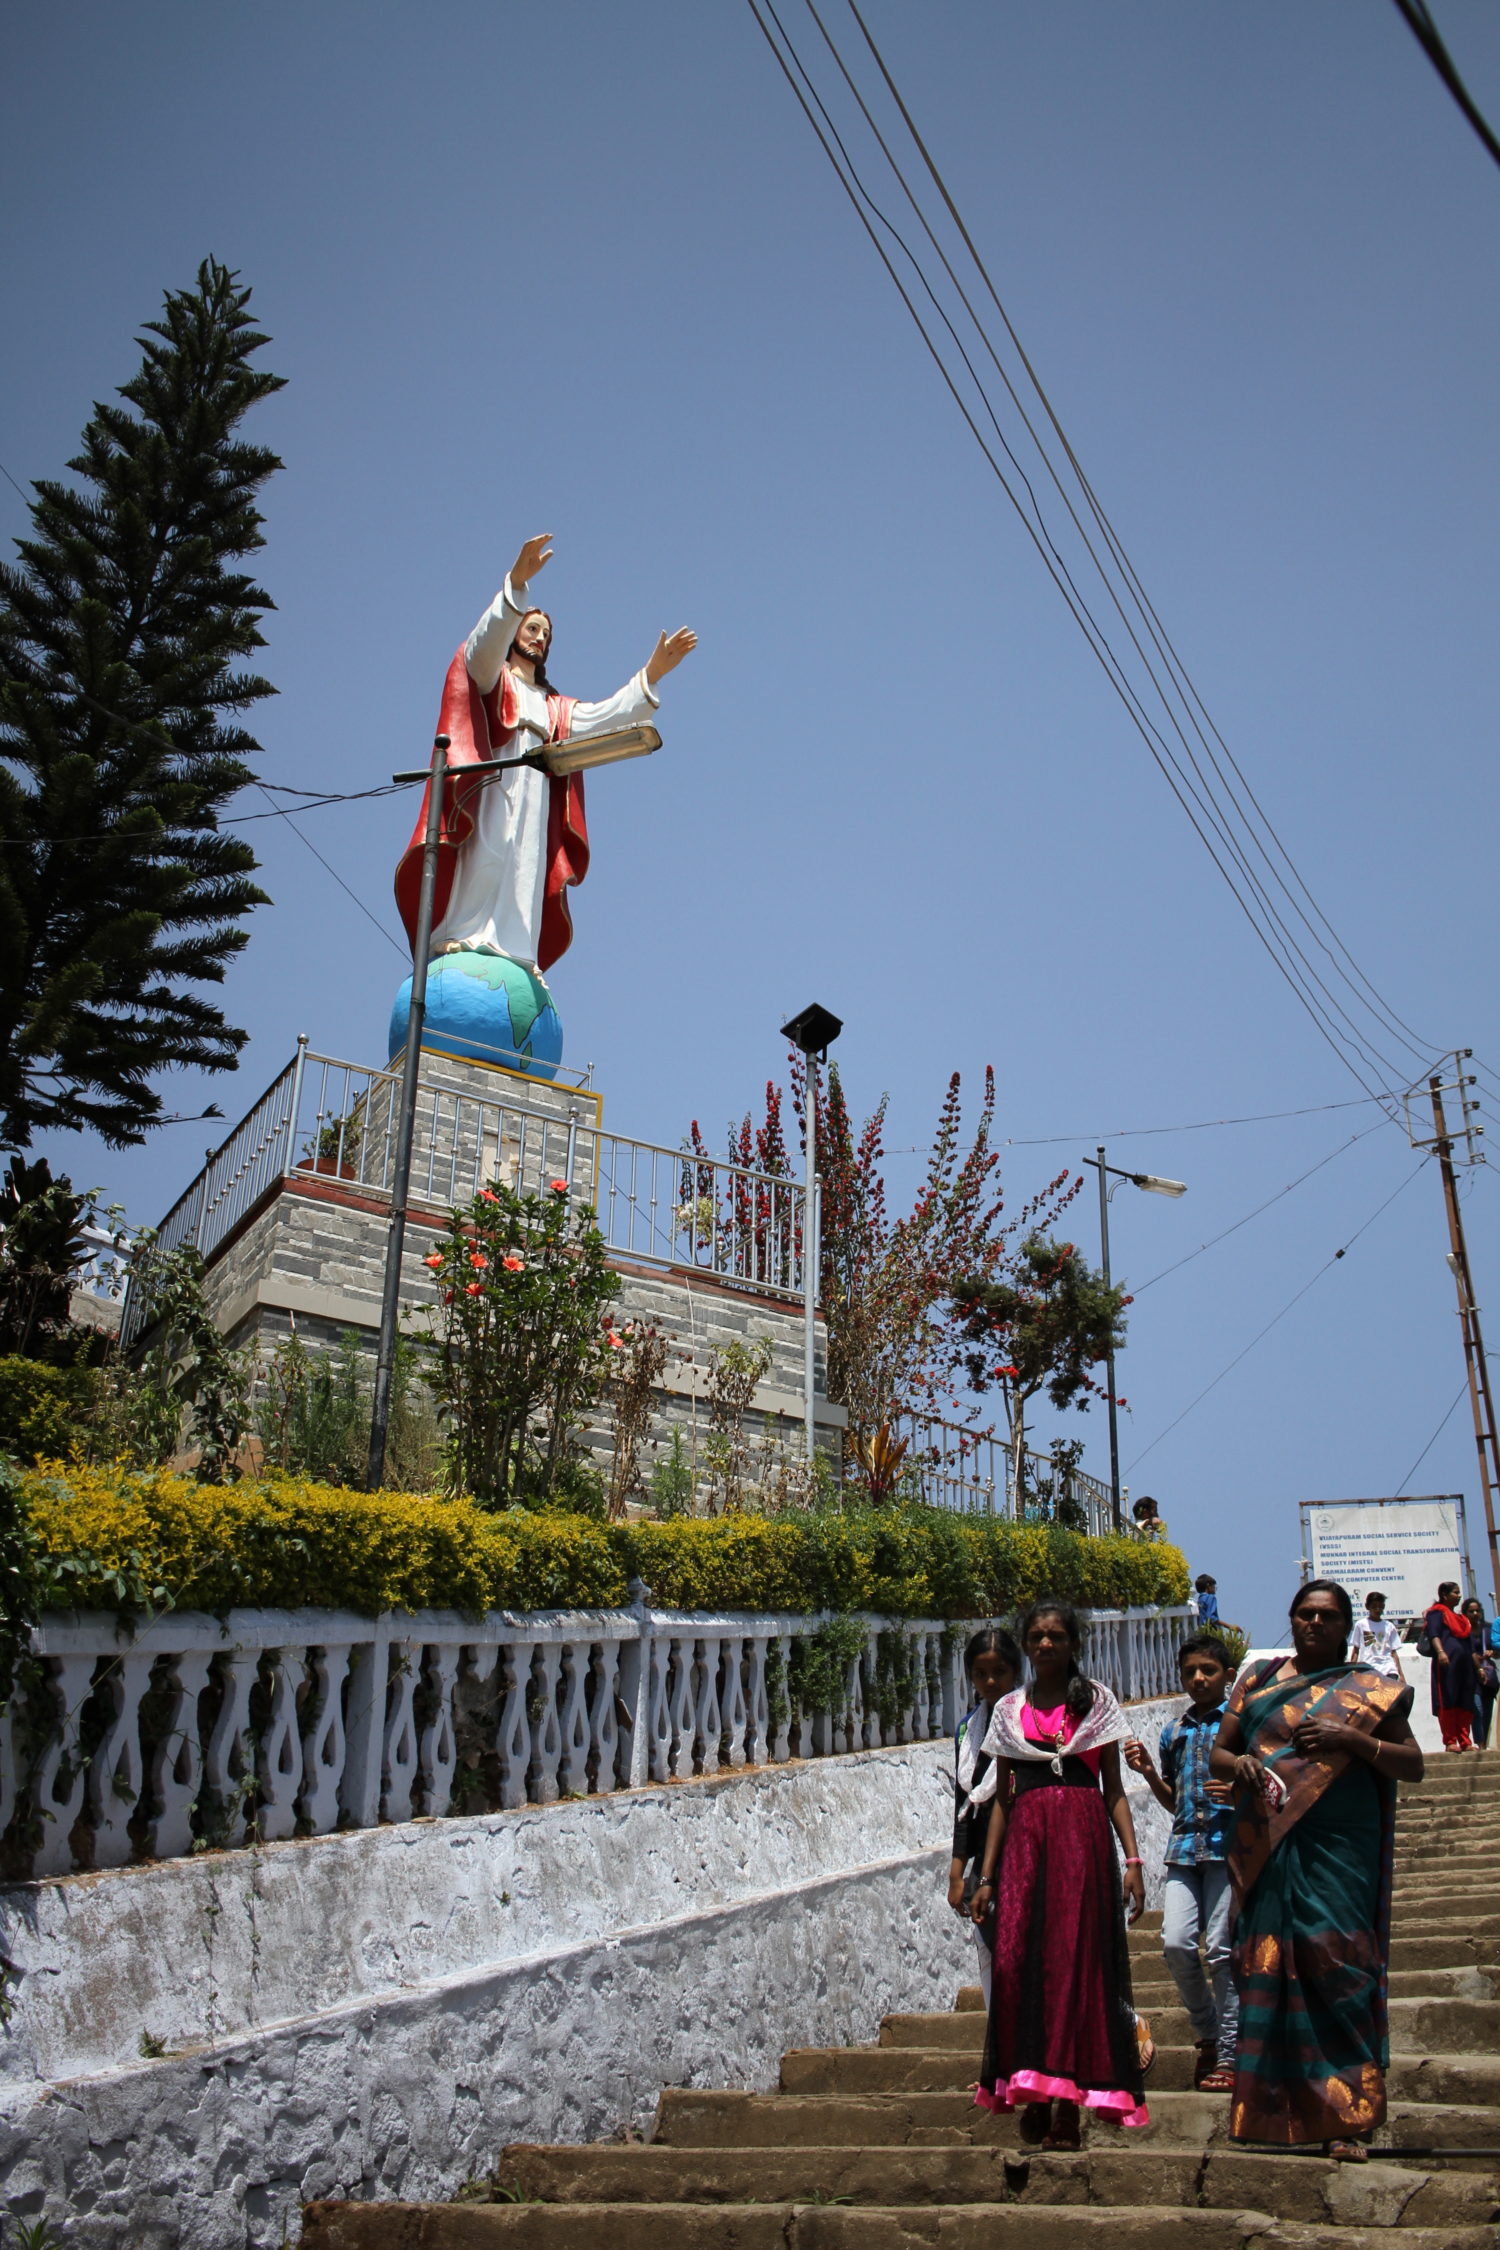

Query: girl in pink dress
left=969, top=1598, right=1149, bottom=2148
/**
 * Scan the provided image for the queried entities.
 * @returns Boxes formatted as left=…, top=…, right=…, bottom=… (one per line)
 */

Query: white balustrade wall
left=2, top=1599, right=1192, bottom=1881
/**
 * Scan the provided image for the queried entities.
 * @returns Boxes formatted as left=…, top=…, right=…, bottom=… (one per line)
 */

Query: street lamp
left=1080, top=1146, right=1188, bottom=1532
left=780, top=1003, right=843, bottom=1460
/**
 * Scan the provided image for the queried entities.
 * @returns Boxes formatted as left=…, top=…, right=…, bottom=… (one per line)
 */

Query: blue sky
left=5, top=2, right=1499, bottom=1639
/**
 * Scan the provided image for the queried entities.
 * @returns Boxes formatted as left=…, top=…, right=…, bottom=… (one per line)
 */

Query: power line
left=754, top=0, right=1410, bottom=1108
left=1132, top=1120, right=1389, bottom=1294
left=749, top=0, right=1453, bottom=1110
left=1390, top=0, right=1500, bottom=172
left=1395, top=1377, right=1470, bottom=1496
left=843, top=0, right=1448, bottom=1086
left=253, top=784, right=409, bottom=958
left=0, top=780, right=417, bottom=844
left=998, top=1092, right=1398, bottom=1147
left=881, top=1088, right=1400, bottom=1161
left=1124, top=1156, right=1430, bottom=1470
left=0, top=451, right=29, bottom=503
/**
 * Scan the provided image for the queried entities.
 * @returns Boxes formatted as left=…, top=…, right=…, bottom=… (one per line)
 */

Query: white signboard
left=1301, top=1495, right=1469, bottom=1619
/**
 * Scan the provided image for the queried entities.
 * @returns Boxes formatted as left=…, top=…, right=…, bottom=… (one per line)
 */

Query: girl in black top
left=948, top=1626, right=1022, bottom=2002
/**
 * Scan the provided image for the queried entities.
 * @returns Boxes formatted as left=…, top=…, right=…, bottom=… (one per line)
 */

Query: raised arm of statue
left=644, top=627, right=698, bottom=687
left=464, top=535, right=555, bottom=693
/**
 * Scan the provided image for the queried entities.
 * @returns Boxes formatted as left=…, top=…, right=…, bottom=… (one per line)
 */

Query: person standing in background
left=1195, top=1574, right=1221, bottom=1627
left=1424, top=1581, right=1477, bottom=1752
left=1462, top=1599, right=1497, bottom=1748
left=1133, top=1496, right=1168, bottom=1543
left=1351, top=1591, right=1404, bottom=1684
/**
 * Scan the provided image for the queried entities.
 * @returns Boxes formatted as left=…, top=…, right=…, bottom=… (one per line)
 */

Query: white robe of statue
left=428, top=575, right=660, bottom=970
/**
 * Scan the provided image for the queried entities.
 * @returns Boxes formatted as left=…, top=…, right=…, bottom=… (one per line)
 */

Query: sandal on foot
left=1192, top=2040, right=1217, bottom=2089
left=1326, top=2138, right=1369, bottom=2163
left=1043, top=2104, right=1082, bottom=2153
left=1135, top=2012, right=1157, bottom=2076
left=1198, top=2065, right=1235, bottom=2093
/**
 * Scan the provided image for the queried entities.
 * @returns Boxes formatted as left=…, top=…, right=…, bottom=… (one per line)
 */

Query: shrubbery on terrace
left=17, top=1463, right=1188, bottom=1621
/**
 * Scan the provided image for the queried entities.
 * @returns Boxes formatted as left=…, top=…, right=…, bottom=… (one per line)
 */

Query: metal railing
left=121, top=1045, right=807, bottom=1343
left=3, top=1597, right=1192, bottom=1879
left=893, top=1414, right=1116, bottom=1532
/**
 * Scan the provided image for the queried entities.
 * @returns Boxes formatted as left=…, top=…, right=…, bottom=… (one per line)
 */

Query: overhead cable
left=1394, top=1376, right=1470, bottom=1496
left=747, top=0, right=1459, bottom=1112
left=1132, top=1120, right=1388, bottom=1294
left=1124, top=1157, right=1430, bottom=1470
left=253, top=783, right=409, bottom=959
left=1390, top=0, right=1500, bottom=173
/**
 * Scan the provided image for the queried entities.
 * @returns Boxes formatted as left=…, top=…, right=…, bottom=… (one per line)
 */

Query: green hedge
left=18, top=1463, right=1189, bottom=1620
left=0, top=1356, right=104, bottom=1465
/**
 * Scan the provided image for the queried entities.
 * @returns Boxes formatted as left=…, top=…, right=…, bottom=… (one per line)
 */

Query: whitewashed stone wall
left=0, top=1702, right=1181, bottom=2250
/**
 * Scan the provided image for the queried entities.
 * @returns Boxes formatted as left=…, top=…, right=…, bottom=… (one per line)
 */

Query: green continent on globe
left=453, top=951, right=547, bottom=1044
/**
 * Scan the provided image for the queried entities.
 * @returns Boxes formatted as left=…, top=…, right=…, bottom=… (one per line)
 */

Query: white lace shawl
left=965, top=1681, right=1131, bottom=1809
left=955, top=1701, right=986, bottom=1818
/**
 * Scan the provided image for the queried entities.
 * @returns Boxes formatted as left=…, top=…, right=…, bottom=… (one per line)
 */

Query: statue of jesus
left=394, top=534, right=696, bottom=975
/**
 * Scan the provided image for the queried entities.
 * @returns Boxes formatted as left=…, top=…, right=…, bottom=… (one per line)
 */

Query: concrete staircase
left=303, top=1756, right=1500, bottom=2247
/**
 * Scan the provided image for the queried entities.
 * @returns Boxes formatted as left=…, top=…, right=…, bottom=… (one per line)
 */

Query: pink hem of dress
left=975, top=2070, right=1149, bottom=2128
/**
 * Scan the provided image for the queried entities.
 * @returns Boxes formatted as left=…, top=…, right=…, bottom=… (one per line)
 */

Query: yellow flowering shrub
left=19, top=1464, right=1186, bottom=1621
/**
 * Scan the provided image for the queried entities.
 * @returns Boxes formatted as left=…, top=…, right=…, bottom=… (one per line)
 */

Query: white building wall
left=1, top=1706, right=1181, bottom=2250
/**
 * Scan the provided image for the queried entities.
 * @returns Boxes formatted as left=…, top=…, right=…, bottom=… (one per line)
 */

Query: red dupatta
left=392, top=652, right=587, bottom=972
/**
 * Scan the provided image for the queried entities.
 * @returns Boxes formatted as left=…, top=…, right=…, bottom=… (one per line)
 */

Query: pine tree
left=0, top=258, right=284, bottom=1148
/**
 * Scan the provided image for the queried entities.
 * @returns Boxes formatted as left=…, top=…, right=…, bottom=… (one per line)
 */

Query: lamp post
left=780, top=1003, right=843, bottom=1460
left=1081, top=1148, right=1186, bottom=1533
left=366, top=722, right=663, bottom=1490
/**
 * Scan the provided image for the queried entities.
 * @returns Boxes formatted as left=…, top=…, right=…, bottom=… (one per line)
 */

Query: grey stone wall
left=143, top=1048, right=839, bottom=1474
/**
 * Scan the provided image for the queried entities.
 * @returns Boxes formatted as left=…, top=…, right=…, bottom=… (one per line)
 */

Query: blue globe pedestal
left=388, top=950, right=564, bottom=1080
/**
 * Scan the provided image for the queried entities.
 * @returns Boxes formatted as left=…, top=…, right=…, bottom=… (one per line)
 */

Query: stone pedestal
left=176, top=1046, right=840, bottom=1471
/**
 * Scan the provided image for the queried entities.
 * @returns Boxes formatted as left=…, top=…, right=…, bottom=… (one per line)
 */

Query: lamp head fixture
left=1132, top=1172, right=1187, bottom=1198
left=780, top=1002, right=843, bottom=1058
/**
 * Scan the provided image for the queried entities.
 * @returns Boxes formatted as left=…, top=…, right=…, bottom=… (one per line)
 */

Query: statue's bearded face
left=512, top=609, right=552, bottom=663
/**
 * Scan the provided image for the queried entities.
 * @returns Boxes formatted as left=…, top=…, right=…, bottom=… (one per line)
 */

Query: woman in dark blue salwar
left=1210, top=1580, right=1424, bottom=2160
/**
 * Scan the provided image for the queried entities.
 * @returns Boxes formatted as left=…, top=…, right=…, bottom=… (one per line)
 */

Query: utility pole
left=366, top=734, right=450, bottom=1491
left=1423, top=1061, right=1500, bottom=1605
left=1096, top=1147, right=1122, bottom=1535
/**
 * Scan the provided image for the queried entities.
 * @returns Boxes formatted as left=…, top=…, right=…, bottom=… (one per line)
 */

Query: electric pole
left=1408, top=1054, right=1500, bottom=1605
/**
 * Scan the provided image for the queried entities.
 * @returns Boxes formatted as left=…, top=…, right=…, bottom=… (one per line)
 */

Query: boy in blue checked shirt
left=1124, top=1633, right=1238, bottom=2092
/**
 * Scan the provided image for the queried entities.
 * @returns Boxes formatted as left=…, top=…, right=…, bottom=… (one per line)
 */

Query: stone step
left=653, top=2087, right=1500, bottom=2156
left=878, top=1997, right=1500, bottom=2056
left=1127, top=1964, right=1499, bottom=2006
left=779, top=2043, right=1500, bottom=2105
left=299, top=2200, right=1500, bottom=2249
left=490, top=2142, right=1500, bottom=2230
left=1395, top=1846, right=1500, bottom=1864
left=1393, top=1866, right=1500, bottom=1885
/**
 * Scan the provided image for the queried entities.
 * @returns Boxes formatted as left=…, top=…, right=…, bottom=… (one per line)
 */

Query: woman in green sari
left=1210, top=1579, right=1424, bottom=2160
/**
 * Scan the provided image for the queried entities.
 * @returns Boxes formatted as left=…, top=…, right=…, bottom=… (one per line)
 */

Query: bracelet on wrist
left=1123, top=1856, right=1144, bottom=1866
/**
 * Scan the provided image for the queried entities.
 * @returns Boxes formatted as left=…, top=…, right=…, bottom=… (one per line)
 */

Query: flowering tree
left=419, top=1178, right=620, bottom=1509
left=690, top=1063, right=1080, bottom=1495
left=950, top=1234, right=1129, bottom=1508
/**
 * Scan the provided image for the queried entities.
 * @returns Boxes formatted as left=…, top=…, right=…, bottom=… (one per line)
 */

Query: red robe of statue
left=393, top=650, right=587, bottom=973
